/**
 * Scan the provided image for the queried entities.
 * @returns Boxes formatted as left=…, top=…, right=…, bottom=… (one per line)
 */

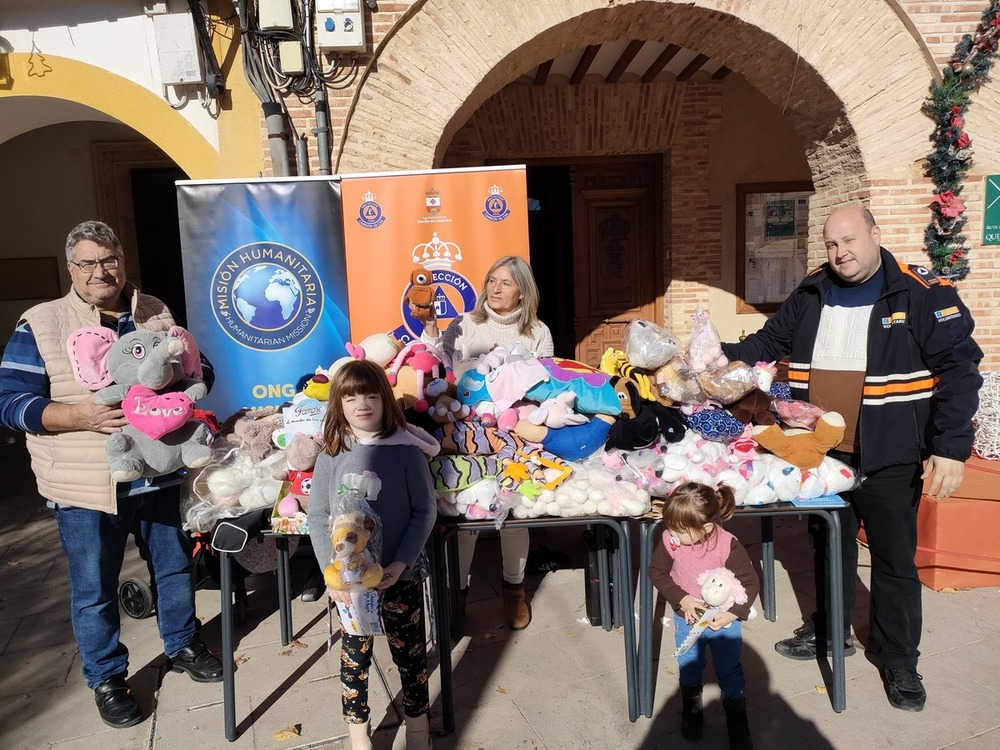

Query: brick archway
left=338, top=0, right=935, bottom=195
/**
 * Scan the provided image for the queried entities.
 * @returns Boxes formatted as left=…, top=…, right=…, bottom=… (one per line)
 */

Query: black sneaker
left=881, top=666, right=926, bottom=711
left=94, top=674, right=143, bottom=728
left=170, top=635, right=224, bottom=683
left=774, top=621, right=857, bottom=660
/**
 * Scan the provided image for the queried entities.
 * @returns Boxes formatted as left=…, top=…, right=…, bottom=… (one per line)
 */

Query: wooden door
left=571, top=157, right=662, bottom=364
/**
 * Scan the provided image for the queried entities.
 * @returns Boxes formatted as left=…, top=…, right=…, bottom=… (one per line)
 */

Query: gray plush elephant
left=67, top=325, right=213, bottom=483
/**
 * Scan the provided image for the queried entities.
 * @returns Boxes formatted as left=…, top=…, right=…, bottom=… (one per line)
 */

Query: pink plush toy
left=274, top=433, right=324, bottom=514
left=386, top=340, right=455, bottom=412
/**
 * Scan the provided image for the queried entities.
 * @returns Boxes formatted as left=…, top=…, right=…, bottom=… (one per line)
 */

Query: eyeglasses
left=69, top=256, right=122, bottom=274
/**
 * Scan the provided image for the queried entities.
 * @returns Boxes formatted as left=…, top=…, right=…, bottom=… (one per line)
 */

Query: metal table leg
left=447, top=532, right=462, bottom=641
left=638, top=519, right=656, bottom=718
left=595, top=524, right=611, bottom=631
left=429, top=526, right=456, bottom=733
left=220, top=551, right=237, bottom=741
left=820, top=509, right=846, bottom=712
left=275, top=536, right=292, bottom=646
left=760, top=516, right=776, bottom=621
left=608, top=518, right=638, bottom=722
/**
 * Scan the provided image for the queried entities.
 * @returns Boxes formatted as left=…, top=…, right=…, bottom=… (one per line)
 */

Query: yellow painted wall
left=0, top=51, right=262, bottom=179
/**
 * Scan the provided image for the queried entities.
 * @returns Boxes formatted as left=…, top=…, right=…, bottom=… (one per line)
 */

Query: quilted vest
left=663, top=525, right=736, bottom=598
left=21, top=285, right=175, bottom=512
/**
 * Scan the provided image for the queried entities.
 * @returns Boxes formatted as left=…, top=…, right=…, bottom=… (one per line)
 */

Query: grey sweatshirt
left=307, top=425, right=439, bottom=581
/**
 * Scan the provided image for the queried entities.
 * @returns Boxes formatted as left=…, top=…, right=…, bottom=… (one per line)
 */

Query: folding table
left=427, top=515, right=639, bottom=733
left=635, top=500, right=848, bottom=716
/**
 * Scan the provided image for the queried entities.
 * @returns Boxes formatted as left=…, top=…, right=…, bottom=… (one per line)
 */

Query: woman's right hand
left=410, top=301, right=440, bottom=336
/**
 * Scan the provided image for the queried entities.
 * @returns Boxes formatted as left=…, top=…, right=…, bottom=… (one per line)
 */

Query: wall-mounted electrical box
left=258, top=0, right=294, bottom=31
left=315, top=0, right=366, bottom=52
left=278, top=40, right=305, bottom=74
left=152, top=12, right=204, bottom=85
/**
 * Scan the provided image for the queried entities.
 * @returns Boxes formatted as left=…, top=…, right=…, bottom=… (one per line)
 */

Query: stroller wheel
left=119, top=578, right=156, bottom=619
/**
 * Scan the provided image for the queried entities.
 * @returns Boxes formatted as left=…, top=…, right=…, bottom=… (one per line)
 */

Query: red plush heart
left=123, top=385, right=194, bottom=440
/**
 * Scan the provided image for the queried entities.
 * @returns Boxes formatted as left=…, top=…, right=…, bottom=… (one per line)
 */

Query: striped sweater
left=723, top=248, right=982, bottom=473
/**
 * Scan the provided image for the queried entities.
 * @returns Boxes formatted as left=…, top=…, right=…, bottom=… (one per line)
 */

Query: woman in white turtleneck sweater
left=420, top=255, right=553, bottom=630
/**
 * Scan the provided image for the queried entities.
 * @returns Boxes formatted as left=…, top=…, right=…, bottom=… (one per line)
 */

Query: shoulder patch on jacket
left=900, top=261, right=952, bottom=289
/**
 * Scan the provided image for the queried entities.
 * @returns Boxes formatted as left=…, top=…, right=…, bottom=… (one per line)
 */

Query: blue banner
left=177, top=178, right=349, bottom=420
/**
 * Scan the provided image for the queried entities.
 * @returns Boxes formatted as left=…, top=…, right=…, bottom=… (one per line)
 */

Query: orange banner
left=340, top=166, right=529, bottom=344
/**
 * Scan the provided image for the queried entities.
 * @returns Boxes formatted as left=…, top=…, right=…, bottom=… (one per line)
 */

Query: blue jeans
left=674, top=613, right=745, bottom=701
left=54, top=486, right=197, bottom=688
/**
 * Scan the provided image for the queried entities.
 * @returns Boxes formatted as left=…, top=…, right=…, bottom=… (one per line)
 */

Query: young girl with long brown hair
left=307, top=359, right=439, bottom=749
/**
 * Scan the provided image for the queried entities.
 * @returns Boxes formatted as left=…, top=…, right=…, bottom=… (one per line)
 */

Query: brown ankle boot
left=502, top=581, right=531, bottom=630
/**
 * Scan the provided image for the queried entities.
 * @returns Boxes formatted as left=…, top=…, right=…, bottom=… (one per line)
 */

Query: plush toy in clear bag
left=324, top=471, right=385, bottom=635
left=182, top=445, right=285, bottom=532
left=623, top=319, right=680, bottom=370
left=655, top=356, right=706, bottom=404
left=696, top=360, right=758, bottom=405
left=772, top=398, right=827, bottom=430
left=685, top=307, right=728, bottom=373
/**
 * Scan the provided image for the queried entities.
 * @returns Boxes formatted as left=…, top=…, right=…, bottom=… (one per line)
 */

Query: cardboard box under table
left=916, top=456, right=1000, bottom=590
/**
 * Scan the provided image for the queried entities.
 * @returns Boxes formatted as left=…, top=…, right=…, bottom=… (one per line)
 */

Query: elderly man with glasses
left=0, top=220, right=223, bottom=728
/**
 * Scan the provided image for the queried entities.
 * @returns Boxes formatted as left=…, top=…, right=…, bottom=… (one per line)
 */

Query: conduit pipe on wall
left=263, top=102, right=291, bottom=176
left=296, top=134, right=310, bottom=175
left=315, top=84, right=332, bottom=175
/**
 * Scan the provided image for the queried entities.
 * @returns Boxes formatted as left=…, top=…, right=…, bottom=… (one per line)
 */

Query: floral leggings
left=341, top=577, right=429, bottom=723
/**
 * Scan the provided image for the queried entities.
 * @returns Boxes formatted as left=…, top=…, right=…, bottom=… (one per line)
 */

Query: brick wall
left=441, top=79, right=724, bottom=339
left=265, top=0, right=1000, bottom=365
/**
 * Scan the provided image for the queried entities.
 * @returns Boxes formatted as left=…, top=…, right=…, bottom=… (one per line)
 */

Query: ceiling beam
left=677, top=53, right=709, bottom=81
left=570, top=44, right=602, bottom=85
left=712, top=65, right=732, bottom=80
left=533, top=58, right=553, bottom=86
left=606, top=40, right=645, bottom=84
left=641, top=43, right=680, bottom=83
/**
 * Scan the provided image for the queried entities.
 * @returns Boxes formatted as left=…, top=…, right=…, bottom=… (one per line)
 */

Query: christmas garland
left=921, top=3, right=1000, bottom=279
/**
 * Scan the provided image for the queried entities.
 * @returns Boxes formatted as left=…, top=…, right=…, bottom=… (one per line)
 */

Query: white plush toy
left=757, top=453, right=802, bottom=502
left=797, top=456, right=860, bottom=499
left=346, top=333, right=402, bottom=367
left=205, top=451, right=285, bottom=511
left=674, top=567, right=752, bottom=657
left=528, top=392, right=589, bottom=428
left=509, top=465, right=650, bottom=519
left=330, top=333, right=404, bottom=377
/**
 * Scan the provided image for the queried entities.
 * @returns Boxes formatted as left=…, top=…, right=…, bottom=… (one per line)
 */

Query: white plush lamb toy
left=674, top=567, right=752, bottom=657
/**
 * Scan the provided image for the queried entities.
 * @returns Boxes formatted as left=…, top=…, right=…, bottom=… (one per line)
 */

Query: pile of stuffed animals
left=165, top=304, right=860, bottom=534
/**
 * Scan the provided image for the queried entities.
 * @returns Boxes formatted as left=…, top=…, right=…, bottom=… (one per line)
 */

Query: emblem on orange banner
left=425, top=187, right=441, bottom=214
left=482, top=183, right=511, bottom=222
left=356, top=190, right=386, bottom=229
